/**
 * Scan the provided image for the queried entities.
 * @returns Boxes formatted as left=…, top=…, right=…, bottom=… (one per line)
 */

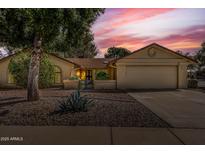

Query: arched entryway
left=7, top=71, right=15, bottom=84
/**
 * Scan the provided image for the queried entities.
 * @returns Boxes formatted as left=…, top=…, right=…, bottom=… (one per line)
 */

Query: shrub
left=9, top=52, right=29, bottom=87
left=9, top=51, right=55, bottom=88
left=96, top=71, right=109, bottom=80
left=187, top=79, right=198, bottom=88
left=55, top=90, right=94, bottom=114
left=69, top=75, right=79, bottom=80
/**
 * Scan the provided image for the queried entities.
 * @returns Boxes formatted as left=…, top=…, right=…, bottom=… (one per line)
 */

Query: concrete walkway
left=0, top=126, right=205, bottom=145
left=129, top=89, right=205, bottom=128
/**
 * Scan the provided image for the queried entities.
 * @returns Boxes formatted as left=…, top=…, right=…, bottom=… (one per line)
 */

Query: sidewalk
left=0, top=126, right=205, bottom=145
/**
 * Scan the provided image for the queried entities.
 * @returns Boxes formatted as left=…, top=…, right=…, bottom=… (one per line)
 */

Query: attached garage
left=125, top=65, right=177, bottom=89
left=116, top=43, right=196, bottom=89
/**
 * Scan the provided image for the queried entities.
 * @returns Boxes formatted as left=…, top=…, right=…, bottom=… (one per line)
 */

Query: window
left=54, top=66, right=62, bottom=84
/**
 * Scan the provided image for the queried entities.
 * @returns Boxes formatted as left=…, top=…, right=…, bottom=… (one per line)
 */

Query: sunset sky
left=92, top=8, right=205, bottom=57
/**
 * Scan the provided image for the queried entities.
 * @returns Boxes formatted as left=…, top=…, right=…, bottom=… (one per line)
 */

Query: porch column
left=116, top=64, right=126, bottom=89
left=92, top=69, right=96, bottom=80
left=177, top=63, right=188, bottom=88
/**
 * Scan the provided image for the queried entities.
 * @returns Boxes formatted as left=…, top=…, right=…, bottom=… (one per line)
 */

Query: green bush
left=9, top=51, right=55, bottom=88
left=187, top=79, right=198, bottom=88
left=9, top=52, right=29, bottom=87
left=96, top=71, right=109, bottom=80
left=55, top=90, right=94, bottom=114
left=69, top=75, right=79, bottom=80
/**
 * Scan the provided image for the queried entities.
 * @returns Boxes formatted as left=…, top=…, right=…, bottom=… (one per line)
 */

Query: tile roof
left=65, top=58, right=114, bottom=69
left=0, top=51, right=114, bottom=68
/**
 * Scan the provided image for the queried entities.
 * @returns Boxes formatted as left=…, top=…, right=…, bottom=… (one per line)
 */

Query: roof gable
left=48, top=53, right=80, bottom=66
left=0, top=51, right=80, bottom=67
left=116, top=43, right=196, bottom=63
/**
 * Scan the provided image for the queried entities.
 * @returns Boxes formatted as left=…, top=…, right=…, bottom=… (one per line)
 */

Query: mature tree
left=105, top=47, right=131, bottom=58
left=176, top=50, right=190, bottom=57
left=176, top=50, right=198, bottom=76
left=50, top=26, right=98, bottom=58
left=0, top=8, right=104, bottom=101
left=195, top=42, right=205, bottom=66
left=74, top=30, right=99, bottom=58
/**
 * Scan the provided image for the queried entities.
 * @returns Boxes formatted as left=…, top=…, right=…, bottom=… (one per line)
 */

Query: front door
left=86, top=70, right=92, bottom=80
left=85, top=70, right=93, bottom=89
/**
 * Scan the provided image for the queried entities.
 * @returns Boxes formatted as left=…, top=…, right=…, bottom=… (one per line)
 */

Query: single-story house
left=0, top=43, right=196, bottom=89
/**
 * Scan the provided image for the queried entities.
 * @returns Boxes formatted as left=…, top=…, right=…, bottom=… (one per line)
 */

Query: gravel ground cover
left=0, top=89, right=169, bottom=127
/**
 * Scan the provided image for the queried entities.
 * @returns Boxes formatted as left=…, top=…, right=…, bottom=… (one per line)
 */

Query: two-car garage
left=115, top=43, right=195, bottom=90
left=124, top=65, right=177, bottom=89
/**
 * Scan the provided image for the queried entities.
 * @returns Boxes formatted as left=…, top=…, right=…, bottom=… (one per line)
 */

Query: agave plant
left=55, top=90, right=94, bottom=114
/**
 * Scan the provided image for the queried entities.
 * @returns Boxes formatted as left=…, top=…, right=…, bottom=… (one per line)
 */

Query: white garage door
left=124, top=65, right=177, bottom=89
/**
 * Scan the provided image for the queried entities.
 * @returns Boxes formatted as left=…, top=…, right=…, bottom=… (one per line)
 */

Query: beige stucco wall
left=94, top=80, right=116, bottom=89
left=0, top=57, right=12, bottom=87
left=47, top=54, right=75, bottom=83
left=63, top=80, right=79, bottom=89
left=116, top=44, right=193, bottom=89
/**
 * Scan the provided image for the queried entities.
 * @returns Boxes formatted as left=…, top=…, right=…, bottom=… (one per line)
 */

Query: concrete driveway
left=129, top=89, right=205, bottom=128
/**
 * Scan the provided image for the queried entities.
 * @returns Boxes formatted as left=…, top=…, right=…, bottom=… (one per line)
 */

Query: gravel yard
left=0, top=89, right=169, bottom=127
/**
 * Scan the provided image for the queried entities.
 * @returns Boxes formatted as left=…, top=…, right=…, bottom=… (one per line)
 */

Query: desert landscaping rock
left=0, top=89, right=168, bottom=127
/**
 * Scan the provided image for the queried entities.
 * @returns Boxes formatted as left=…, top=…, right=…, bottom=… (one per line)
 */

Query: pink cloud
left=96, top=34, right=149, bottom=49
left=96, top=25, right=205, bottom=55
left=150, top=25, right=205, bottom=50
left=93, top=9, right=205, bottom=57
left=93, top=8, right=175, bottom=37
left=94, top=28, right=114, bottom=37
left=107, top=8, right=175, bottom=28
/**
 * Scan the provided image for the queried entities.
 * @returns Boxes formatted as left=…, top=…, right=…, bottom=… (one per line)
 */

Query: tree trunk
left=27, top=36, right=42, bottom=101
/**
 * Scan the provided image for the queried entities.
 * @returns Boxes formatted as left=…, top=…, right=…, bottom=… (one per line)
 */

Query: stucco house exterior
left=0, top=43, right=196, bottom=89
